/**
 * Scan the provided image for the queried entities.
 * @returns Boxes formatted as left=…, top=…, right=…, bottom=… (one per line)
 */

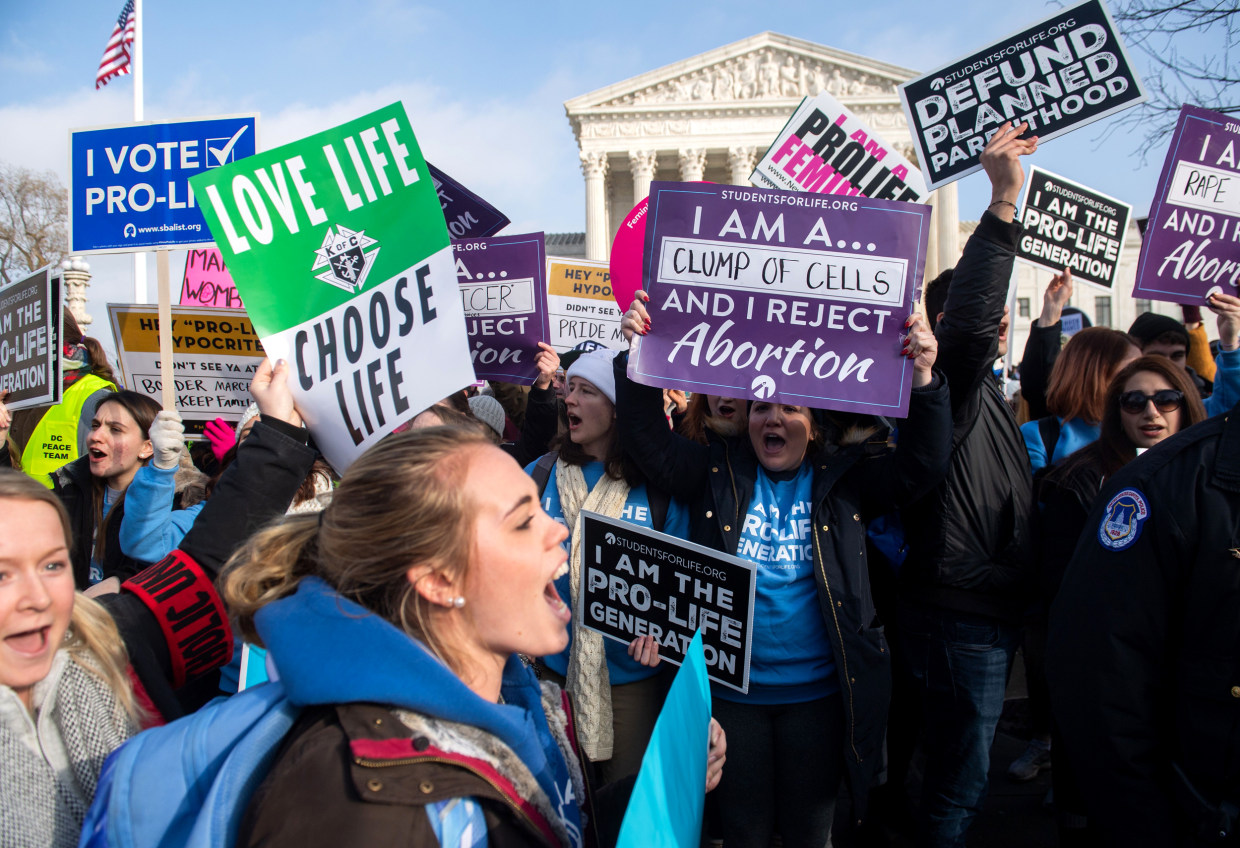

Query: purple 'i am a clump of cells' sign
left=452, top=232, right=550, bottom=384
left=628, top=181, right=932, bottom=417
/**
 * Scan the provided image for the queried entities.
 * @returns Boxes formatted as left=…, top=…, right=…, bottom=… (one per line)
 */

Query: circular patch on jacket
left=1097, top=488, right=1149, bottom=551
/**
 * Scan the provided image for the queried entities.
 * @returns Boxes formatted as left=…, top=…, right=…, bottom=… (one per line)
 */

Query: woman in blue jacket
left=616, top=297, right=952, bottom=846
left=527, top=348, right=689, bottom=786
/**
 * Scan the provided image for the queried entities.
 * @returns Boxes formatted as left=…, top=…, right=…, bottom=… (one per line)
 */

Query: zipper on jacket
left=354, top=754, right=556, bottom=846
left=723, top=442, right=740, bottom=533
left=811, top=529, right=861, bottom=766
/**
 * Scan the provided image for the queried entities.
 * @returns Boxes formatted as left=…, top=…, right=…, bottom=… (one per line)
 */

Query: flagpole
left=132, top=0, right=147, bottom=303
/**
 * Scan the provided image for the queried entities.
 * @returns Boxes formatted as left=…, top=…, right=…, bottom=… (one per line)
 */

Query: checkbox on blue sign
left=204, top=126, right=250, bottom=168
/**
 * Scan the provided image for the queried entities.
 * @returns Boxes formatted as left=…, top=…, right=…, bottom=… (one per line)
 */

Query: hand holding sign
left=532, top=342, right=561, bottom=390
left=706, top=717, right=726, bottom=793
left=620, top=290, right=651, bottom=343
left=251, top=359, right=303, bottom=429
left=980, top=121, right=1038, bottom=219
left=1208, top=292, right=1240, bottom=350
left=1039, top=269, right=1074, bottom=327
left=903, top=314, right=938, bottom=387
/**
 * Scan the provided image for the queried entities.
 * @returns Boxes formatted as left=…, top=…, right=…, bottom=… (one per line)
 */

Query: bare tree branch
left=1100, top=0, right=1240, bottom=162
left=0, top=163, right=67, bottom=285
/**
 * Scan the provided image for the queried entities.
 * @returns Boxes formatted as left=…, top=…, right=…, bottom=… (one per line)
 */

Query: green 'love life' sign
left=190, top=102, right=475, bottom=471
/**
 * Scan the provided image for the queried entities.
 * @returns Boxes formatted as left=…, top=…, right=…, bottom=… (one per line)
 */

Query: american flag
left=95, top=0, right=136, bottom=89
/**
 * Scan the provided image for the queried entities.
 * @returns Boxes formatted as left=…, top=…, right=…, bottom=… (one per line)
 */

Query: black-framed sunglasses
left=1119, top=389, right=1184, bottom=414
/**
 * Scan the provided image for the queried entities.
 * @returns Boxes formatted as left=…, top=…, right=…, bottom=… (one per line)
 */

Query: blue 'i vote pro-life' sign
left=69, top=114, right=258, bottom=253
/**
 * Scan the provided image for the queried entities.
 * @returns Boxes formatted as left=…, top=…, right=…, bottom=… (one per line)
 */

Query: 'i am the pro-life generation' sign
left=70, top=115, right=258, bottom=253
left=190, top=102, right=475, bottom=471
left=547, top=257, right=625, bottom=353
left=580, top=512, right=757, bottom=692
left=1133, top=105, right=1240, bottom=305
left=1017, top=167, right=1131, bottom=288
left=108, top=304, right=265, bottom=436
left=454, top=233, right=550, bottom=383
left=0, top=267, right=62, bottom=411
left=751, top=91, right=928, bottom=203
left=900, top=0, right=1144, bottom=190
left=628, top=181, right=932, bottom=416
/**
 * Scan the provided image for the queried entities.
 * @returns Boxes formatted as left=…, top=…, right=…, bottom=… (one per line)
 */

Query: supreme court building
left=562, top=32, right=1186, bottom=368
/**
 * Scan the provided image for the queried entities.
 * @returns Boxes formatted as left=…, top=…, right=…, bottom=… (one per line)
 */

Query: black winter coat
left=104, top=417, right=315, bottom=719
left=1047, top=406, right=1240, bottom=846
left=613, top=351, right=952, bottom=823
left=52, top=455, right=146, bottom=588
left=898, top=211, right=1035, bottom=621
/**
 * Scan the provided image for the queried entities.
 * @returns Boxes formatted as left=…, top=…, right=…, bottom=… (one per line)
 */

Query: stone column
left=581, top=151, right=610, bottom=261
left=728, top=146, right=757, bottom=186
left=678, top=148, right=707, bottom=182
left=924, top=192, right=940, bottom=286
left=935, top=182, right=960, bottom=270
left=629, top=150, right=659, bottom=203
left=60, top=257, right=93, bottom=329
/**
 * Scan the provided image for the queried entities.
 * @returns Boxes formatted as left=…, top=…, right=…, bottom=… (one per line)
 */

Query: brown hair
left=1045, top=327, right=1139, bottom=425
left=89, top=391, right=161, bottom=565
left=1053, top=355, right=1206, bottom=481
left=223, top=428, right=493, bottom=677
left=62, top=309, right=117, bottom=385
left=0, top=470, right=143, bottom=724
left=678, top=394, right=748, bottom=444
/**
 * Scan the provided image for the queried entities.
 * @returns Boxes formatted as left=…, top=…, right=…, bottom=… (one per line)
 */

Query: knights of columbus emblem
left=312, top=225, right=380, bottom=293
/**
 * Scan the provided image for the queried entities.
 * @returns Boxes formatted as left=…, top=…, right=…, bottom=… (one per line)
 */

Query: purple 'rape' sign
left=453, top=232, right=550, bottom=384
left=628, top=181, right=932, bottom=416
left=1133, top=105, right=1240, bottom=305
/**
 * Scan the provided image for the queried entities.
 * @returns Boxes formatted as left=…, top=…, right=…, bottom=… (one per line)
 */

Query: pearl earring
left=451, top=597, right=466, bottom=609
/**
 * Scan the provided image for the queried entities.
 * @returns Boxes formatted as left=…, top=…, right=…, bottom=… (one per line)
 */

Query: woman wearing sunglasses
left=1035, top=355, right=1205, bottom=845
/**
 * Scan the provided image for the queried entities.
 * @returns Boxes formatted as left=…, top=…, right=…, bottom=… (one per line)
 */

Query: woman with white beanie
left=525, top=348, right=689, bottom=786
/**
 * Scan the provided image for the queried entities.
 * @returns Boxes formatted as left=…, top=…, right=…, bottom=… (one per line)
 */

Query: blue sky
left=0, top=0, right=1179, bottom=349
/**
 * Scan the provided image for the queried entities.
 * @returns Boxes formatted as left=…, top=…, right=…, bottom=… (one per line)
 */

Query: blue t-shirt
left=718, top=463, right=837, bottom=705
left=527, top=458, right=690, bottom=685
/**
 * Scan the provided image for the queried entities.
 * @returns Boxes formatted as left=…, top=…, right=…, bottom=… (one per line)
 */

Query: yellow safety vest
left=21, top=374, right=117, bottom=488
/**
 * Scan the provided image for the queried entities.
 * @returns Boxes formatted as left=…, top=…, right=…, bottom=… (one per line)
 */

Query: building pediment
left=564, top=32, right=918, bottom=116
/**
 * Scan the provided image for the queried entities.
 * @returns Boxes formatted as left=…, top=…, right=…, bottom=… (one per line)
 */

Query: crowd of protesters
left=1, top=119, right=1238, bottom=848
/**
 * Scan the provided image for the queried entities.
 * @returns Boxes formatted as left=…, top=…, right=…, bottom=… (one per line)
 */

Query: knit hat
left=468, top=394, right=507, bottom=439
left=565, top=349, right=616, bottom=404
left=1128, top=312, right=1189, bottom=349
left=235, top=402, right=261, bottom=439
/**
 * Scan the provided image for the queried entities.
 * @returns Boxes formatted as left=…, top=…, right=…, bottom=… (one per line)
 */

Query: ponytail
left=221, top=514, right=320, bottom=645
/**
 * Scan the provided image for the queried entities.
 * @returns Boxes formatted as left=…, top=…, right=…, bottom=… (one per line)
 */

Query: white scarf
left=556, top=459, right=631, bottom=762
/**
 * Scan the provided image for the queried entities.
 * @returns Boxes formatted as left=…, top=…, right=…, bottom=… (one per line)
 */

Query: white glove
left=149, top=410, right=185, bottom=470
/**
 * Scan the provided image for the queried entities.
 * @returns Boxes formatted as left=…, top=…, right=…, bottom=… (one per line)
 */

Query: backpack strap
left=1037, top=415, right=1062, bottom=464
left=531, top=451, right=559, bottom=498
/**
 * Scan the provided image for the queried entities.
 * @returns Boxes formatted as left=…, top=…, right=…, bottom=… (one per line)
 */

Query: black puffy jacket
left=1047, top=405, right=1240, bottom=847
left=614, top=350, right=952, bottom=823
left=898, top=211, right=1035, bottom=622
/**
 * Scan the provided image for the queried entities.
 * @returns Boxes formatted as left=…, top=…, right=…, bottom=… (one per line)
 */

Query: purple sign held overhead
left=628, top=182, right=932, bottom=416
left=453, top=232, right=550, bottom=384
left=1133, top=105, right=1240, bottom=305
left=429, top=162, right=510, bottom=239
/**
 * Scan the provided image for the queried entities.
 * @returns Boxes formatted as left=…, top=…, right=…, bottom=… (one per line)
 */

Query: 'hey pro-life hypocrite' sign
left=190, top=102, right=476, bottom=472
left=1017, top=167, right=1131, bottom=288
left=70, top=114, right=258, bottom=253
left=628, top=181, right=931, bottom=416
left=580, top=511, right=757, bottom=692
left=899, top=0, right=1144, bottom=190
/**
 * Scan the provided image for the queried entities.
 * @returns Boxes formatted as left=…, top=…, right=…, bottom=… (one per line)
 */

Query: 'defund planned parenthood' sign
left=69, top=114, right=258, bottom=253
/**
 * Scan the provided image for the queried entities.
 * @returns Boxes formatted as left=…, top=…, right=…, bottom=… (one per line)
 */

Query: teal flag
left=616, top=630, right=712, bottom=848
